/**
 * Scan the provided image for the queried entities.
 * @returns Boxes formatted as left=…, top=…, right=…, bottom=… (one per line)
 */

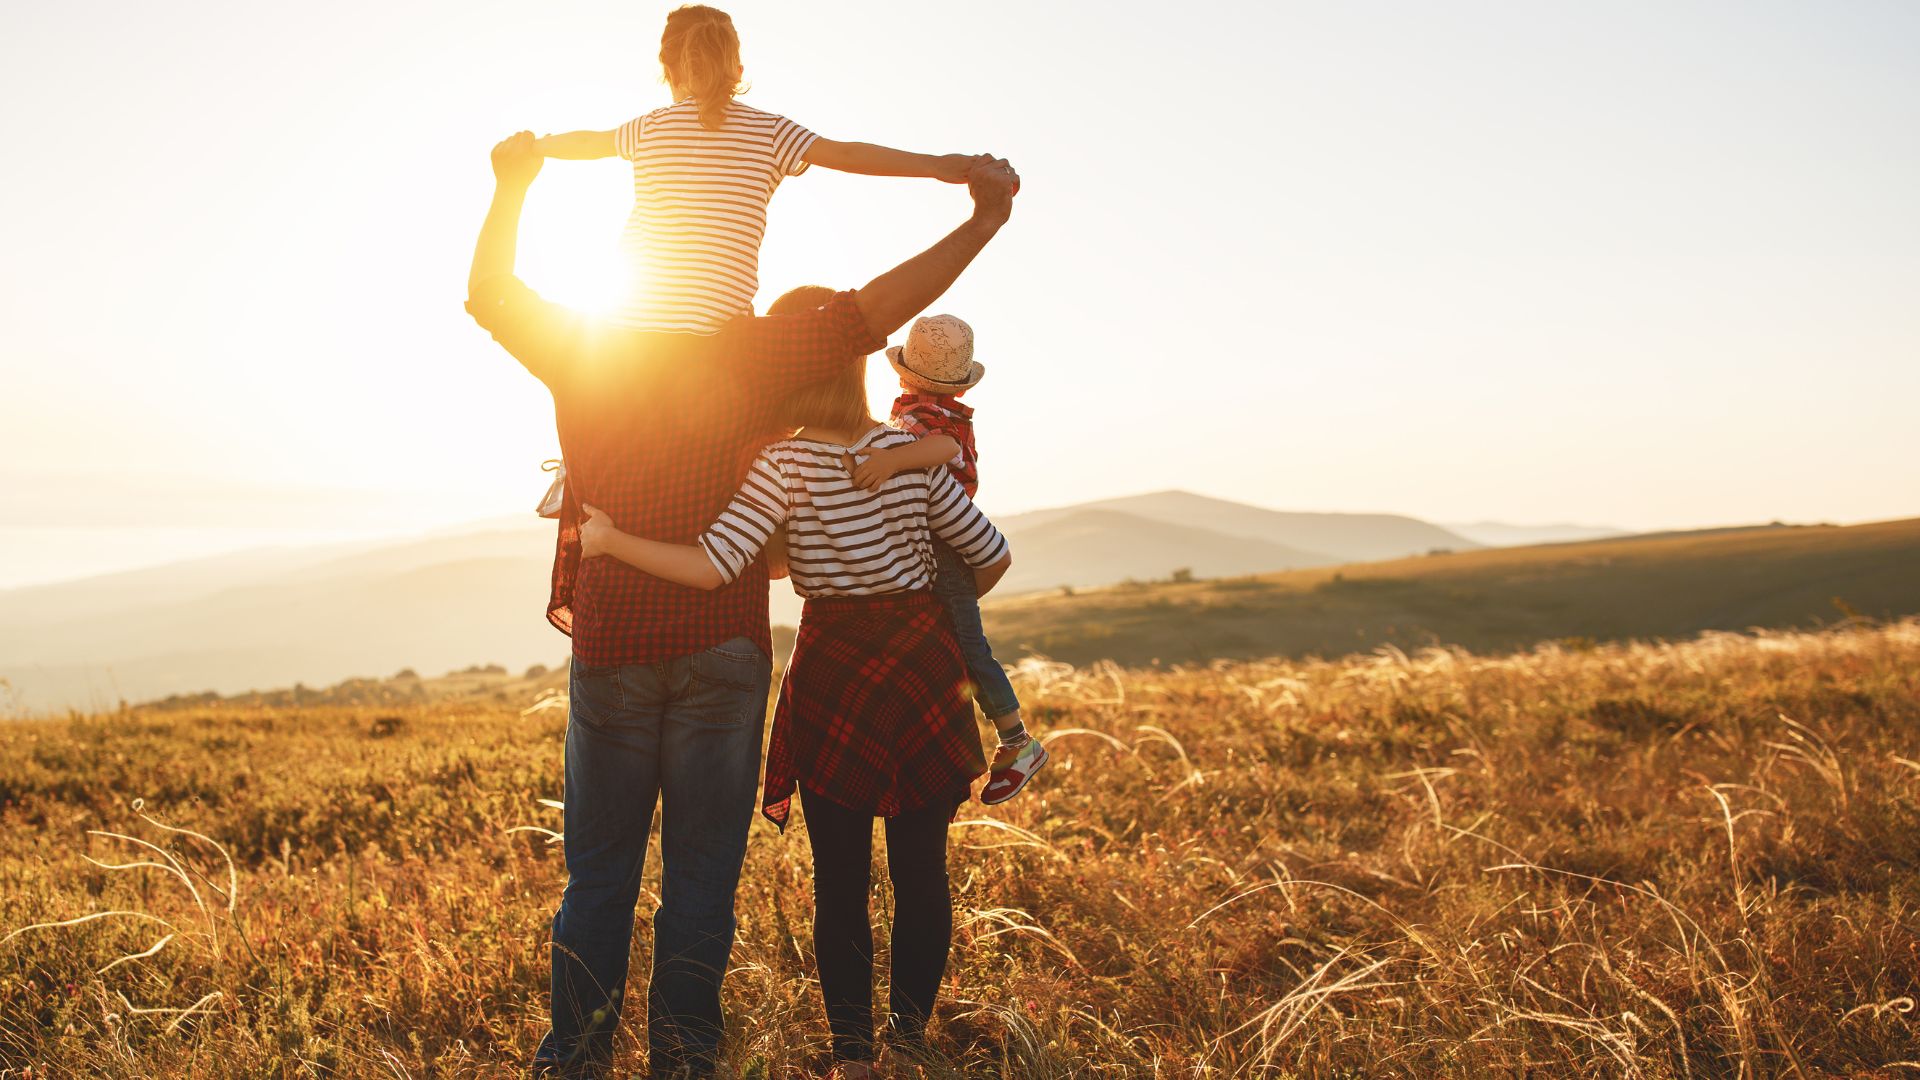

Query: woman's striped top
left=698, top=428, right=1010, bottom=596
left=612, top=99, right=816, bottom=334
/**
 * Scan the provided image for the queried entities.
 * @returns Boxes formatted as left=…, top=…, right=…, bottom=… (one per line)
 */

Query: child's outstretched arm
left=579, top=504, right=725, bottom=589
left=536, top=130, right=618, bottom=160
left=847, top=434, right=962, bottom=491
left=805, top=140, right=986, bottom=183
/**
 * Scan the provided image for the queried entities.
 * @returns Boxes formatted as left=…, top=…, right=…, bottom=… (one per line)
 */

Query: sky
left=2, top=0, right=1917, bottom=588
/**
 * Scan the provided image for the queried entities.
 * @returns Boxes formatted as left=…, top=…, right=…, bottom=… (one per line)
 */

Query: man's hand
left=491, top=130, right=543, bottom=189
left=850, top=156, right=1019, bottom=341
left=935, top=152, right=993, bottom=184
left=842, top=446, right=904, bottom=491
left=967, top=157, right=1019, bottom=229
left=578, top=503, right=614, bottom=558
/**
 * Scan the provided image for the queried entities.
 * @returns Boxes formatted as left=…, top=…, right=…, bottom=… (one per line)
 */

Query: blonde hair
left=767, top=285, right=870, bottom=433
left=781, top=355, right=870, bottom=434
left=660, top=5, right=746, bottom=131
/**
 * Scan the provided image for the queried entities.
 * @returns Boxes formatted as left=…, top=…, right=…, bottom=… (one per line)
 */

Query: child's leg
left=928, top=540, right=1024, bottom=744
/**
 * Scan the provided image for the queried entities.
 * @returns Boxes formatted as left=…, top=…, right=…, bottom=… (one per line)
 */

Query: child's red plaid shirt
left=890, top=393, right=979, bottom=496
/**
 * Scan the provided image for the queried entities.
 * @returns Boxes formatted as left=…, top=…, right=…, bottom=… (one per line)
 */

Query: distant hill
left=8, top=491, right=1464, bottom=711
left=1442, top=521, right=1630, bottom=547
left=981, top=517, right=1920, bottom=668
left=0, top=524, right=563, bottom=713
left=1002, top=491, right=1479, bottom=564
left=997, top=509, right=1334, bottom=592
left=11, top=494, right=1886, bottom=714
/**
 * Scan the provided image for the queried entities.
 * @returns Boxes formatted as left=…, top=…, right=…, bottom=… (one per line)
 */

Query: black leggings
left=799, top=787, right=956, bottom=1063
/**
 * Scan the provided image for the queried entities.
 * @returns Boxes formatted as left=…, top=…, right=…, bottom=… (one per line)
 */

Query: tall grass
left=3, top=621, right=1918, bottom=1075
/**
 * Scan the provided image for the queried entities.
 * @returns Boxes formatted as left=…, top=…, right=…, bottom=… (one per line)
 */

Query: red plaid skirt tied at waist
left=762, top=589, right=985, bottom=828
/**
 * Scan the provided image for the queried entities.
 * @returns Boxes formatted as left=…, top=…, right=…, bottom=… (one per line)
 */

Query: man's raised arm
left=852, top=158, right=1020, bottom=342
left=467, top=132, right=588, bottom=389
left=469, top=131, right=542, bottom=299
left=724, top=157, right=1020, bottom=398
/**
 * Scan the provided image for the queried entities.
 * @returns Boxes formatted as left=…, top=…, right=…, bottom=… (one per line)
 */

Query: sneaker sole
left=980, top=742, right=1050, bottom=805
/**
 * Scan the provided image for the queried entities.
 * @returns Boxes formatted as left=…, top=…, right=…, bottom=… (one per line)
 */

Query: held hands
left=935, top=152, right=995, bottom=184
left=966, top=157, right=1019, bottom=228
left=841, top=446, right=905, bottom=492
left=491, top=130, right=543, bottom=188
left=578, top=503, right=614, bottom=558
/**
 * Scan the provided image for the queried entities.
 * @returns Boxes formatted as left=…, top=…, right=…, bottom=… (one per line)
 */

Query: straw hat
left=886, top=314, right=984, bottom=392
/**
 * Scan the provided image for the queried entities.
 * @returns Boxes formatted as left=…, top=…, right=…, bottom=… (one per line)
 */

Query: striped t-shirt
left=613, top=99, right=817, bottom=334
left=698, top=428, right=1009, bottom=596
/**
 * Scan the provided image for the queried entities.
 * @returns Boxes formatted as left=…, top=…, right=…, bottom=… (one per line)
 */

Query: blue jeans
left=930, top=539, right=1021, bottom=722
left=535, top=637, right=771, bottom=1078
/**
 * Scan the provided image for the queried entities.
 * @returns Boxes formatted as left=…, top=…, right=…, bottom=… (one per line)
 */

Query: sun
left=515, top=167, right=636, bottom=317
left=520, top=241, right=634, bottom=317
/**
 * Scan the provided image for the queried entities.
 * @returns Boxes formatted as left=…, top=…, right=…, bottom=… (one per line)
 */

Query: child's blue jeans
left=930, top=538, right=1022, bottom=723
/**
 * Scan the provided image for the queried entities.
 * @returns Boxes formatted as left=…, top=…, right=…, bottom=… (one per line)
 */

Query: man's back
left=467, top=276, right=883, bottom=666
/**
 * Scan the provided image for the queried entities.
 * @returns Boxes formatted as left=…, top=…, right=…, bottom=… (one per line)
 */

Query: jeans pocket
left=570, top=662, right=626, bottom=714
left=690, top=638, right=766, bottom=691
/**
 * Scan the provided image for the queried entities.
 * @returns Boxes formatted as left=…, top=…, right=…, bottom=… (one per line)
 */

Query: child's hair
left=769, top=285, right=870, bottom=433
left=660, top=5, right=746, bottom=131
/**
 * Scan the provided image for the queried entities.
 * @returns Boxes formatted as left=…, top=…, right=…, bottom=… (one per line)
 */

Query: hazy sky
left=3, top=0, right=1917, bottom=587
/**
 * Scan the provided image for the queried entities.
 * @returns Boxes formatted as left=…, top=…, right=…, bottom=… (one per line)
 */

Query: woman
left=576, top=286, right=1012, bottom=1075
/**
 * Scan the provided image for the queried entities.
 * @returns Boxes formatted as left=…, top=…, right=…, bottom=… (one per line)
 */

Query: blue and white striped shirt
left=698, top=428, right=1009, bottom=595
left=613, top=99, right=817, bottom=334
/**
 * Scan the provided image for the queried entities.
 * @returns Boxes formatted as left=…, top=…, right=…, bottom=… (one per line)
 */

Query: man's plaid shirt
left=467, top=275, right=883, bottom=667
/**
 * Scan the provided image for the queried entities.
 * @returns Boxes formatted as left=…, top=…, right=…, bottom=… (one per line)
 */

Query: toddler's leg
left=929, top=540, right=1049, bottom=804
left=928, top=540, right=1024, bottom=743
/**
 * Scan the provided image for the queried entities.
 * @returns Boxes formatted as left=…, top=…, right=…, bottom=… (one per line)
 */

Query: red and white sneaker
left=980, top=737, right=1049, bottom=805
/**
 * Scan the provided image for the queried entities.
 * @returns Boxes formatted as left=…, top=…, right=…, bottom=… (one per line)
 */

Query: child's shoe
left=980, top=736, right=1048, bottom=805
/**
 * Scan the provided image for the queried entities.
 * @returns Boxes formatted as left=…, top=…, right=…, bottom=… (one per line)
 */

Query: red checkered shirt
left=890, top=393, right=978, bottom=497
left=762, top=591, right=983, bottom=828
left=466, top=275, right=883, bottom=667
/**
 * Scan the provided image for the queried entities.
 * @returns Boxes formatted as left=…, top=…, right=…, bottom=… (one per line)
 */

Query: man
left=465, top=130, right=1019, bottom=1078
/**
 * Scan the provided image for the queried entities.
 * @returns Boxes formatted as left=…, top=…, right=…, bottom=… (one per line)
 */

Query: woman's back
left=700, top=427, right=1007, bottom=597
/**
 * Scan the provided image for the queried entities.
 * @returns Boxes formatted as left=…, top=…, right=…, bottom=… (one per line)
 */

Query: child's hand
left=490, top=131, right=544, bottom=187
left=578, top=503, right=614, bottom=557
left=935, top=153, right=993, bottom=184
left=843, top=447, right=902, bottom=491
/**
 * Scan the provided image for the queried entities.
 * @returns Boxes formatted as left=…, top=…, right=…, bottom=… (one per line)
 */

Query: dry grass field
left=3, top=620, right=1918, bottom=1077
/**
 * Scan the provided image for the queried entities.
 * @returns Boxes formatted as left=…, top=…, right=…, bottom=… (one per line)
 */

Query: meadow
left=3, top=619, right=1918, bottom=1076
left=988, top=517, right=1920, bottom=670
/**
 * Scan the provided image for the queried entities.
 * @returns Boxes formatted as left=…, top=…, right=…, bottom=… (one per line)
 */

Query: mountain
left=1001, top=491, right=1479, bottom=564
left=0, top=524, right=562, bottom=714
left=1443, top=521, right=1631, bottom=547
left=984, top=517, right=1920, bottom=668
left=996, top=509, right=1333, bottom=592
left=0, top=491, right=1666, bottom=713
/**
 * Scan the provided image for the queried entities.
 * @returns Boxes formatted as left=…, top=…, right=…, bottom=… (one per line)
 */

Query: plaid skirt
left=762, top=590, right=984, bottom=829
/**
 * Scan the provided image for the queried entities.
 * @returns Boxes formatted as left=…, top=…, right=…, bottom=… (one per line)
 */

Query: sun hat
left=886, top=314, right=984, bottom=393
